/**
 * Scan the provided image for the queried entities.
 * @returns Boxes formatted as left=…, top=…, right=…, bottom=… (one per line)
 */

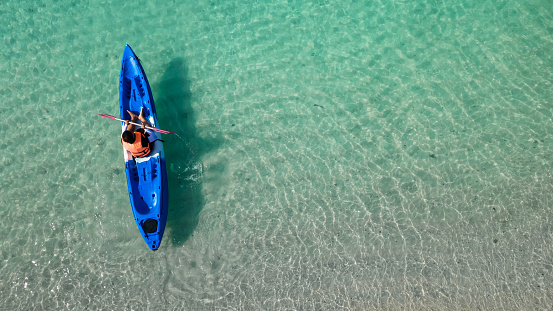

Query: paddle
left=98, top=114, right=175, bottom=134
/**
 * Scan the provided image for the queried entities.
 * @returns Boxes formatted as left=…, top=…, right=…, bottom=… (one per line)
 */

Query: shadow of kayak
left=156, top=57, right=217, bottom=246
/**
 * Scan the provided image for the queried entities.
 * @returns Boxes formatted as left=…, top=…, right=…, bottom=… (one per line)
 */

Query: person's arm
left=125, top=120, right=135, bottom=132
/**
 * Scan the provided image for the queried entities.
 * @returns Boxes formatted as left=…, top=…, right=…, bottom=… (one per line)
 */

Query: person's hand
left=124, top=120, right=130, bottom=125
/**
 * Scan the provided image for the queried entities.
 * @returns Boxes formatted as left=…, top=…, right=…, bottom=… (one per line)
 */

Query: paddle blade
left=98, top=114, right=117, bottom=120
left=148, top=127, right=175, bottom=135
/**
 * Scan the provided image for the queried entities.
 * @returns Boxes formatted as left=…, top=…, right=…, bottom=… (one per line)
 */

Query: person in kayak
left=122, top=108, right=153, bottom=157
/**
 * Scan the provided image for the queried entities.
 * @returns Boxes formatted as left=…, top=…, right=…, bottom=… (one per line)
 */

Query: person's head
left=122, top=131, right=135, bottom=143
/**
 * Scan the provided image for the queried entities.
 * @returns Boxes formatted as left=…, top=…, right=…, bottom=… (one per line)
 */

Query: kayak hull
left=119, top=45, right=168, bottom=251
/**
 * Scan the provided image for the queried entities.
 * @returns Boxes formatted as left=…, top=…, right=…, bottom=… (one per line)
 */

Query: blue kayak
left=119, top=45, right=168, bottom=251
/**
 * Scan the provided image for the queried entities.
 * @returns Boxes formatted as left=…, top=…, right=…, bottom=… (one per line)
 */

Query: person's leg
left=139, top=108, right=152, bottom=127
left=125, top=110, right=138, bottom=132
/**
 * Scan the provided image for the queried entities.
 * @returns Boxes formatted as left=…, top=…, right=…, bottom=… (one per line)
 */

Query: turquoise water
left=2, top=0, right=553, bottom=309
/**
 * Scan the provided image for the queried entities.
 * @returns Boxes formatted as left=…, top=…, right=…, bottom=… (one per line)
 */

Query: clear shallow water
left=2, top=0, right=553, bottom=309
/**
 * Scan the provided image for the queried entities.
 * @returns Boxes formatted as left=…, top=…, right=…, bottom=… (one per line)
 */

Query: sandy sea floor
left=1, top=0, right=553, bottom=309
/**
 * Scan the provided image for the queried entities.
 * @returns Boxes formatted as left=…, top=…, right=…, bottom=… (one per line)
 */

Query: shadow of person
left=156, top=58, right=212, bottom=246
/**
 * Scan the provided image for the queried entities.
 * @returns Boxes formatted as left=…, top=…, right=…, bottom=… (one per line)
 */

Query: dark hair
left=122, top=131, right=135, bottom=143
